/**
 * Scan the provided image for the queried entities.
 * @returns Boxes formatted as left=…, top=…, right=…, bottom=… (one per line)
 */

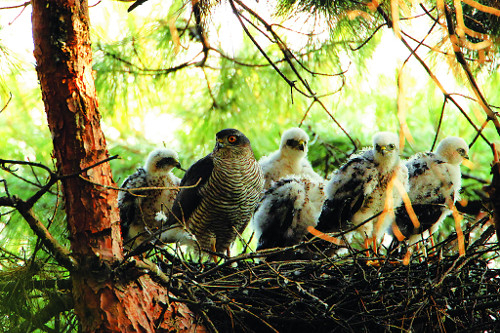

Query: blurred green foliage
left=0, top=0, right=499, bottom=330
left=0, top=0, right=497, bottom=261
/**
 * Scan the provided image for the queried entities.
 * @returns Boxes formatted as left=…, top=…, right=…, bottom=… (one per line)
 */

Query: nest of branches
left=146, top=216, right=500, bottom=333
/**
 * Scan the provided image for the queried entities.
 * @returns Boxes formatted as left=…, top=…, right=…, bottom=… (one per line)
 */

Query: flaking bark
left=31, top=1, right=204, bottom=331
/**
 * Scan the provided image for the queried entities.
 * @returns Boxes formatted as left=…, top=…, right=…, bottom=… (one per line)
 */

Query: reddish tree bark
left=31, top=1, right=205, bottom=331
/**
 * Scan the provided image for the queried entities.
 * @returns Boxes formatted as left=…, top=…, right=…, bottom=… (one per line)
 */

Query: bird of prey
left=259, top=127, right=322, bottom=189
left=162, top=128, right=264, bottom=257
left=392, top=136, right=469, bottom=244
left=315, top=132, right=409, bottom=252
left=118, top=148, right=182, bottom=249
left=253, top=175, right=326, bottom=259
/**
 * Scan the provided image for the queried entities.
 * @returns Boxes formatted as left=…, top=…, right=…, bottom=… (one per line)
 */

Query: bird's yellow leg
left=403, top=247, right=412, bottom=265
left=210, top=239, right=218, bottom=263
left=366, top=237, right=384, bottom=267
left=426, top=234, right=437, bottom=258
left=372, top=236, right=378, bottom=255
left=416, top=243, right=426, bottom=263
left=364, top=238, right=370, bottom=257
left=448, top=198, right=465, bottom=256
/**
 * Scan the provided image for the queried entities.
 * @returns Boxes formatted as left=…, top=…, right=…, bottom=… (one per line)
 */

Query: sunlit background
left=0, top=0, right=498, bottom=259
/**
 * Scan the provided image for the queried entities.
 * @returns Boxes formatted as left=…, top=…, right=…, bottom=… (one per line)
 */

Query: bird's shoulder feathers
left=118, top=167, right=149, bottom=204
left=255, top=178, right=300, bottom=249
left=120, top=167, right=148, bottom=189
left=169, top=153, right=214, bottom=225
left=316, top=155, right=374, bottom=232
left=327, top=154, right=376, bottom=199
left=406, top=151, right=460, bottom=203
left=406, top=152, right=442, bottom=177
left=118, top=167, right=149, bottom=239
left=180, top=153, right=214, bottom=187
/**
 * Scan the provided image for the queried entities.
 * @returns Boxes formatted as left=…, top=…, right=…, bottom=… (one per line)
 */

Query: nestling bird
left=259, top=127, right=322, bottom=189
left=315, top=132, right=408, bottom=251
left=162, top=129, right=264, bottom=257
left=392, top=136, right=469, bottom=244
left=118, top=148, right=182, bottom=249
left=253, top=175, right=326, bottom=259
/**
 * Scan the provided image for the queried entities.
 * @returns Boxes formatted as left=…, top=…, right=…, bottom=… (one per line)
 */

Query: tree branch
left=14, top=293, right=74, bottom=333
left=14, top=199, right=78, bottom=272
left=485, top=144, right=500, bottom=244
left=59, top=154, right=119, bottom=179
left=443, top=4, right=500, bottom=147
left=0, top=155, right=122, bottom=272
left=0, top=92, right=12, bottom=114
left=376, top=5, right=492, bottom=149
left=229, top=0, right=357, bottom=150
left=0, top=1, right=30, bottom=10
left=95, top=44, right=200, bottom=75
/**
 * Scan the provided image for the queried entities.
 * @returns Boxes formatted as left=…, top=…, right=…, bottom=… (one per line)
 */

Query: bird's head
left=214, top=128, right=252, bottom=154
left=373, top=132, right=400, bottom=166
left=436, top=136, right=469, bottom=165
left=280, top=127, right=309, bottom=159
left=145, top=148, right=183, bottom=174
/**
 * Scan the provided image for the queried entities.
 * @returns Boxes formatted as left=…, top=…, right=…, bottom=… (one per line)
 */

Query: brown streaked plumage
left=163, top=129, right=264, bottom=257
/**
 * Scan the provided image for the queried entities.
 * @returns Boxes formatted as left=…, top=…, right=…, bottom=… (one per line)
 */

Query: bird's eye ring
left=457, top=148, right=465, bottom=154
left=228, top=135, right=237, bottom=144
left=388, top=144, right=395, bottom=149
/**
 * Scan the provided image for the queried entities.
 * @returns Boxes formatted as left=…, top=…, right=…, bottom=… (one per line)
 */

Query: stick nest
left=151, top=219, right=500, bottom=332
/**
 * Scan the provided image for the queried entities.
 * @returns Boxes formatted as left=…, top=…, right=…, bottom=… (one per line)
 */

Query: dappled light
left=0, top=0, right=499, bottom=331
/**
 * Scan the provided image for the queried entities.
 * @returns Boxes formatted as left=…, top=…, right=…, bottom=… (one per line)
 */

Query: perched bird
left=118, top=148, right=182, bottom=249
left=259, top=127, right=322, bottom=189
left=392, top=136, right=469, bottom=244
left=162, top=129, right=264, bottom=257
left=315, top=132, right=408, bottom=252
left=253, top=176, right=326, bottom=259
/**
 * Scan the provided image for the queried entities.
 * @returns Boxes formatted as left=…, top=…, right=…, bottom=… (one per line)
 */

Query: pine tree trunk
left=31, top=1, right=204, bottom=331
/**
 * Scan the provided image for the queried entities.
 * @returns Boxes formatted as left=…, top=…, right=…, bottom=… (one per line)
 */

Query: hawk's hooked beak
left=298, top=140, right=306, bottom=151
left=158, top=157, right=182, bottom=169
left=376, top=145, right=387, bottom=155
left=176, top=162, right=186, bottom=172
left=216, top=138, right=225, bottom=149
left=287, top=139, right=306, bottom=151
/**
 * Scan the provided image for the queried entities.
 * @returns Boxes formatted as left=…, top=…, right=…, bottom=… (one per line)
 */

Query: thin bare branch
left=14, top=198, right=78, bottom=271
left=0, top=1, right=30, bottom=10
left=0, top=155, right=126, bottom=272
left=0, top=158, right=54, bottom=175
left=443, top=5, right=500, bottom=145
left=432, top=96, right=448, bottom=151
left=350, top=23, right=387, bottom=51
left=95, top=45, right=201, bottom=75
left=376, top=5, right=492, bottom=150
left=0, top=92, right=12, bottom=114
left=230, top=0, right=357, bottom=149
left=79, top=174, right=201, bottom=194
left=59, top=154, right=119, bottom=179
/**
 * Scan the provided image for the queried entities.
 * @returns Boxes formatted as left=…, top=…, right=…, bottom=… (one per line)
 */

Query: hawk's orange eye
left=228, top=135, right=237, bottom=143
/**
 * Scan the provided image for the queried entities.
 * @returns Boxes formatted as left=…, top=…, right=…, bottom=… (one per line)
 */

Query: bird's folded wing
left=168, top=153, right=214, bottom=226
